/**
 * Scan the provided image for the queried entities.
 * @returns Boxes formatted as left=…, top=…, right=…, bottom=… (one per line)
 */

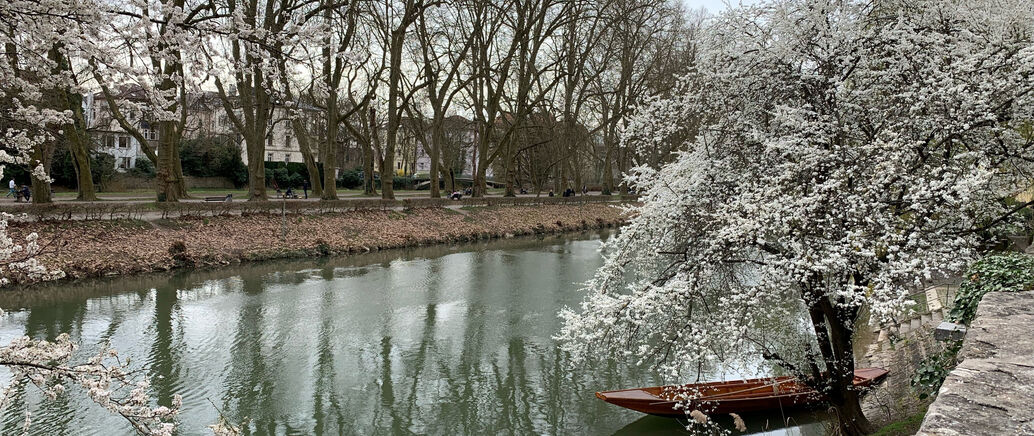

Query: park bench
left=204, top=194, right=233, bottom=202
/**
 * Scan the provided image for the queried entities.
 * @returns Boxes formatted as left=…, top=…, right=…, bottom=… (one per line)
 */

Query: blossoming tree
left=558, top=0, right=1034, bottom=434
left=2, top=0, right=182, bottom=433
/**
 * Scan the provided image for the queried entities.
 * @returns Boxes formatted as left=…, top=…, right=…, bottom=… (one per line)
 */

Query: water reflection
left=0, top=231, right=820, bottom=435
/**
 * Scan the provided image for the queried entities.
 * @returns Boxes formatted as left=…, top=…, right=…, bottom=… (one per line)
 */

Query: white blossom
left=559, top=0, right=1034, bottom=430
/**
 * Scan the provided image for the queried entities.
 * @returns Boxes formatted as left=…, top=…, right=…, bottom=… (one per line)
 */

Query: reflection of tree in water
left=148, top=273, right=187, bottom=409
left=3, top=232, right=726, bottom=435
left=353, top=247, right=662, bottom=436
left=220, top=272, right=283, bottom=435
left=1, top=296, right=88, bottom=435
left=311, top=264, right=352, bottom=434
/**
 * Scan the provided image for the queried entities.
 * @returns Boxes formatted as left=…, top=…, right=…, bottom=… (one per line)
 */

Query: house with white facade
left=411, top=115, right=493, bottom=180
left=83, top=89, right=157, bottom=171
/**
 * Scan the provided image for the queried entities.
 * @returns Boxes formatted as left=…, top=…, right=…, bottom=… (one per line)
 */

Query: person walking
left=6, top=179, right=15, bottom=198
left=303, top=180, right=310, bottom=199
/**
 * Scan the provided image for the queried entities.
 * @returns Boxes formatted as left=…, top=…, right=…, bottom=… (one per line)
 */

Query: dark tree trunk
left=363, top=108, right=377, bottom=195
left=429, top=118, right=442, bottom=198
left=156, top=120, right=181, bottom=202
left=293, top=119, right=323, bottom=198
left=322, top=97, right=339, bottom=200
left=803, top=284, right=874, bottom=436
left=29, top=144, right=54, bottom=204
left=63, top=92, right=97, bottom=201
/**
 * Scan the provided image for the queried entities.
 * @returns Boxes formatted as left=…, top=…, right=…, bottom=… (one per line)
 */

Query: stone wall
left=916, top=291, right=1034, bottom=435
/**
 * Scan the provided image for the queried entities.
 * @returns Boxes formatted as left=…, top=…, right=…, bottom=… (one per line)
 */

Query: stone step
left=921, top=313, right=933, bottom=326
left=911, top=317, right=922, bottom=332
left=933, top=310, right=944, bottom=323
left=877, top=328, right=889, bottom=343
left=898, top=322, right=911, bottom=335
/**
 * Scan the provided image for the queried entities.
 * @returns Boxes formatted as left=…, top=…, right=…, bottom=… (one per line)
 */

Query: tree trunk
left=156, top=120, right=180, bottom=202
left=68, top=137, right=96, bottom=201
left=363, top=108, right=377, bottom=195
left=473, top=124, right=489, bottom=197
left=806, top=287, right=874, bottom=436
left=444, top=167, right=455, bottom=193
left=29, top=144, right=54, bottom=204
left=322, top=98, right=339, bottom=200
left=833, top=389, right=874, bottom=436
left=293, top=119, right=323, bottom=198
left=171, top=138, right=188, bottom=198
left=63, top=92, right=97, bottom=201
left=601, top=142, right=613, bottom=195
left=246, top=132, right=266, bottom=200
left=429, top=118, right=442, bottom=198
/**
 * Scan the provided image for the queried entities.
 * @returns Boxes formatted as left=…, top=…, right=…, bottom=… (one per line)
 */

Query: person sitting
left=450, top=191, right=462, bottom=200
left=548, top=189, right=554, bottom=197
left=285, top=187, right=295, bottom=199
left=20, top=185, right=31, bottom=202
left=464, top=187, right=472, bottom=196
left=276, top=188, right=283, bottom=198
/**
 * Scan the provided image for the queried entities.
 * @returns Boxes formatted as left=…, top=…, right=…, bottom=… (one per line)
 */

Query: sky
left=681, top=0, right=760, bottom=13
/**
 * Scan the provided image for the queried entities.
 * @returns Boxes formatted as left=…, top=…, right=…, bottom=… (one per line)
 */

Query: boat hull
left=595, top=367, right=889, bottom=417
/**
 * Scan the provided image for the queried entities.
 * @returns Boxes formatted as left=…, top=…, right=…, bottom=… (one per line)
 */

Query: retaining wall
left=916, top=291, right=1034, bottom=435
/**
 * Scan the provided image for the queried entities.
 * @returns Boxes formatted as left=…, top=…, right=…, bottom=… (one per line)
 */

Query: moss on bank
left=870, top=407, right=928, bottom=436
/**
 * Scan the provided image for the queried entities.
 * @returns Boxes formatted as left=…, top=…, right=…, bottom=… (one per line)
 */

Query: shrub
left=127, top=158, right=155, bottom=178
left=911, top=252, right=1034, bottom=400
left=46, top=145, right=117, bottom=190
left=336, top=168, right=362, bottom=189
left=910, top=340, right=962, bottom=399
left=947, top=253, right=1034, bottom=325
left=393, top=175, right=414, bottom=190
left=179, top=136, right=248, bottom=187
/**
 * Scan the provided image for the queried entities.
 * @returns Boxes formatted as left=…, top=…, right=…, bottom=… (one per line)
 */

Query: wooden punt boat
left=595, top=367, right=889, bottom=417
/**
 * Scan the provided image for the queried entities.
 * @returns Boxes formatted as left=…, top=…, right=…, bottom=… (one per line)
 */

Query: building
left=411, top=115, right=494, bottom=180
left=83, top=88, right=157, bottom=171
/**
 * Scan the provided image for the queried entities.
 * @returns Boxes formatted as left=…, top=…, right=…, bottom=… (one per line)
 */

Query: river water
left=0, top=231, right=826, bottom=435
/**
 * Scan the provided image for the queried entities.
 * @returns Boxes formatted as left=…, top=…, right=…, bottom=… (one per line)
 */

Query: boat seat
left=598, top=389, right=661, bottom=402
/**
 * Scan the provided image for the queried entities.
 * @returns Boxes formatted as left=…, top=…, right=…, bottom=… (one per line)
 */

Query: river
left=0, top=231, right=826, bottom=435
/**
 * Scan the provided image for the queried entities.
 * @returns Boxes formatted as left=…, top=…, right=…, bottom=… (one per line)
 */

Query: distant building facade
left=83, top=89, right=157, bottom=171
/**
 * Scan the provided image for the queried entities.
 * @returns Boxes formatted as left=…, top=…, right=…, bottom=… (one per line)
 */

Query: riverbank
left=7, top=203, right=628, bottom=284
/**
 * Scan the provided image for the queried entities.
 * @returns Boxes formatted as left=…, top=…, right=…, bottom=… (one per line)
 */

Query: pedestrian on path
left=6, top=179, right=14, bottom=197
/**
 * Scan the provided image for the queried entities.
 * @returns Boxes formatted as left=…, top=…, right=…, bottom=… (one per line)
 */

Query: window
left=267, top=152, right=275, bottom=161
left=104, top=135, right=115, bottom=148
left=119, top=157, right=131, bottom=169
left=397, top=162, right=402, bottom=170
left=286, top=135, right=292, bottom=148
left=118, top=136, right=130, bottom=148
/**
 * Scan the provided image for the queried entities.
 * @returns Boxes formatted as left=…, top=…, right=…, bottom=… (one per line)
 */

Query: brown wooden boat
left=596, top=367, right=888, bottom=417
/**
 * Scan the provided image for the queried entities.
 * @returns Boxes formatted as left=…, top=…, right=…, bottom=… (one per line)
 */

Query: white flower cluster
left=0, top=214, right=65, bottom=287
left=558, top=0, right=1034, bottom=418
left=0, top=335, right=181, bottom=435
